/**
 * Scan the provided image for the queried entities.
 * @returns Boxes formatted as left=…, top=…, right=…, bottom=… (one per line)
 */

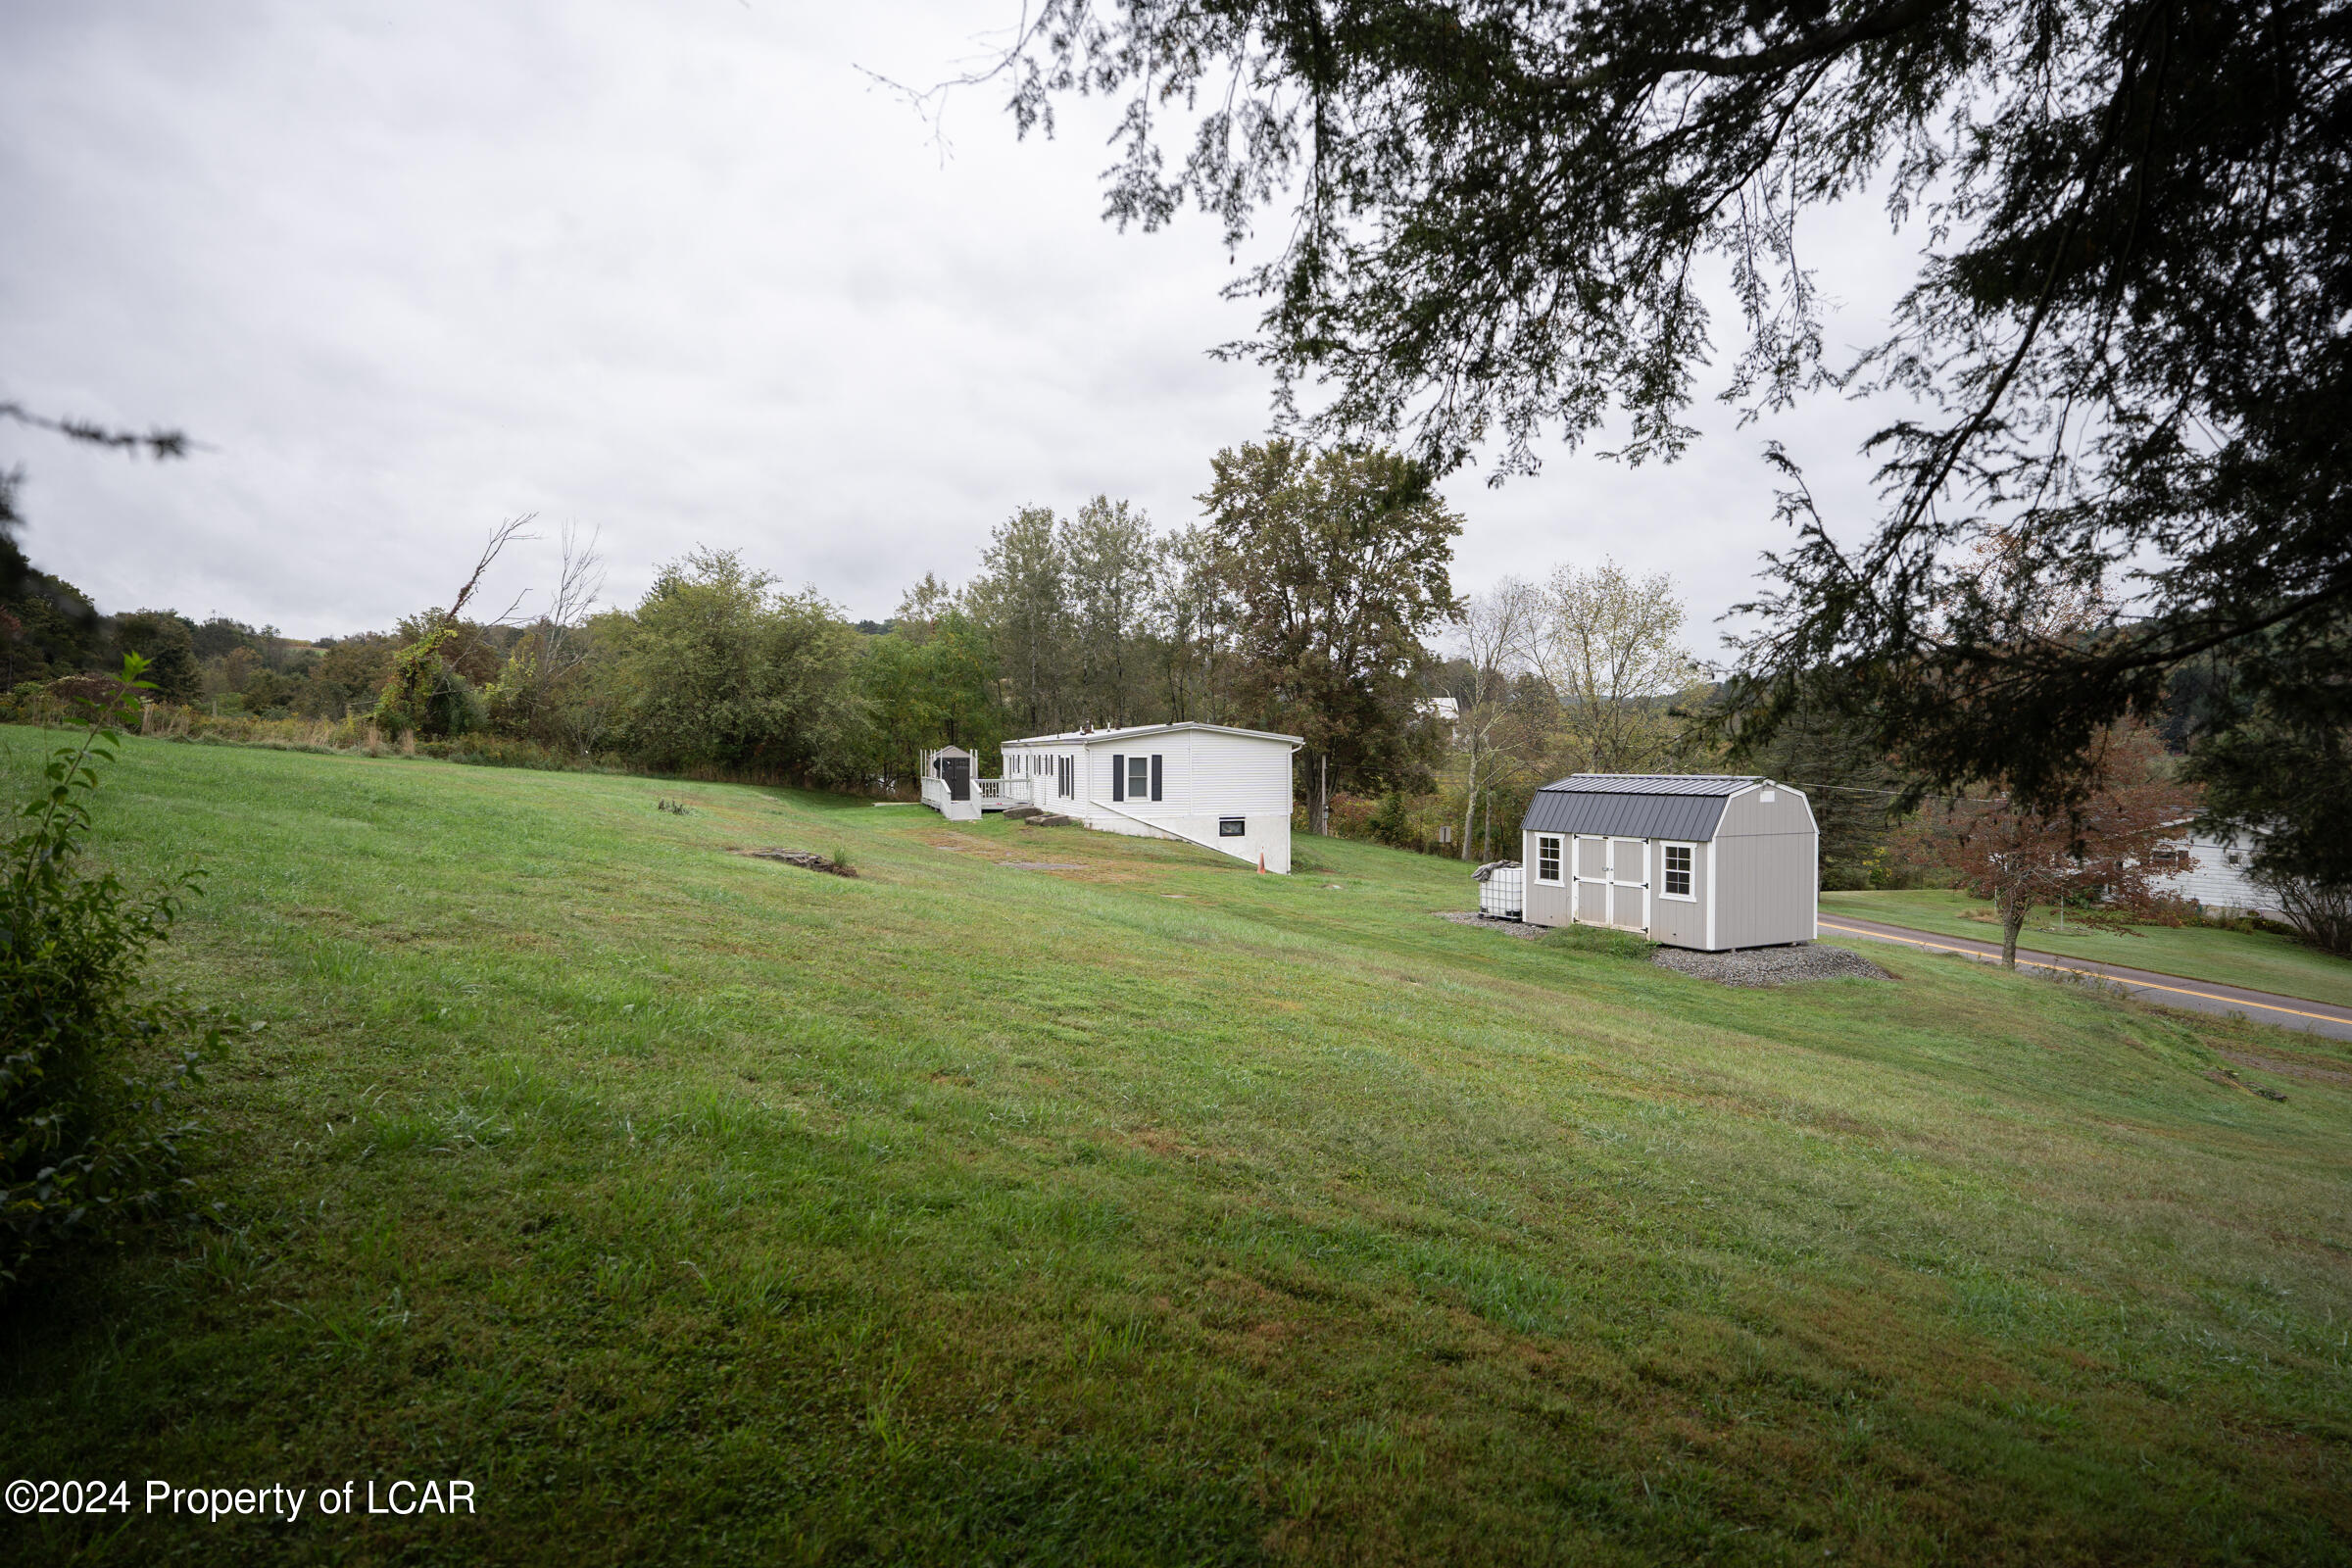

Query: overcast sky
left=2, top=1, right=1926, bottom=664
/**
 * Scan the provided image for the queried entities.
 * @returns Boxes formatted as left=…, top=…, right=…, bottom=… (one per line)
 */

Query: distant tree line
left=7, top=437, right=2344, bottom=953
left=0, top=445, right=1462, bottom=822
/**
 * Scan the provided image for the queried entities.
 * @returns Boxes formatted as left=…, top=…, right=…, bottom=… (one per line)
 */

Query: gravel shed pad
left=1434, top=910, right=1546, bottom=941
left=1652, top=943, right=1891, bottom=988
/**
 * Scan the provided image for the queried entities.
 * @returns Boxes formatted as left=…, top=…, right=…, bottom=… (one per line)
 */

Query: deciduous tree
left=1154, top=523, right=1241, bottom=725
left=1900, top=723, right=2195, bottom=968
left=1447, top=577, right=1540, bottom=860
left=995, top=0, right=2352, bottom=826
left=606, top=548, right=864, bottom=780
left=108, top=610, right=200, bottom=707
left=1064, top=495, right=1161, bottom=728
left=967, top=507, right=1070, bottom=736
left=1533, top=562, right=1704, bottom=776
left=1201, top=441, right=1461, bottom=834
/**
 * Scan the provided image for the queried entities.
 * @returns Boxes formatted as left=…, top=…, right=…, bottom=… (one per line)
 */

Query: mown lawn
left=3, top=728, right=2349, bottom=1565
left=1821, top=887, right=2352, bottom=1007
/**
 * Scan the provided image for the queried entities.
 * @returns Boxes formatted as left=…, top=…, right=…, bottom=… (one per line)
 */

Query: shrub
left=1368, top=791, right=1413, bottom=848
left=2265, top=875, right=2352, bottom=956
left=1, top=657, right=230, bottom=1298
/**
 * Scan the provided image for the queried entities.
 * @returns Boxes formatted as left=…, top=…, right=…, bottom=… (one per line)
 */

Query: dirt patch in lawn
left=732, top=848, right=857, bottom=877
left=2214, top=1050, right=2352, bottom=1087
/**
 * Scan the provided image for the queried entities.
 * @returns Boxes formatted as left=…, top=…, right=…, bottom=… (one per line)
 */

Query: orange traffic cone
left=1258, top=852, right=1267, bottom=873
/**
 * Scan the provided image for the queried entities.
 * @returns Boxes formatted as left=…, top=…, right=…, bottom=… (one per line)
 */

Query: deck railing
left=921, top=772, right=1037, bottom=816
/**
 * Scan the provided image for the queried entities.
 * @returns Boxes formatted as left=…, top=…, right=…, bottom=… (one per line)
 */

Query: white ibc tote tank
left=1477, top=863, right=1524, bottom=919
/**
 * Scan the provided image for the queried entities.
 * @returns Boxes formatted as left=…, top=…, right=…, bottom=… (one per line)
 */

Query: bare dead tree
left=1451, top=578, right=1540, bottom=860
left=375, top=515, right=538, bottom=733
left=529, top=522, right=606, bottom=727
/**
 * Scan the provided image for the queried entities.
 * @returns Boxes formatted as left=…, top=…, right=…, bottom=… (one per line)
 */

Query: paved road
left=1816, top=914, right=2352, bottom=1042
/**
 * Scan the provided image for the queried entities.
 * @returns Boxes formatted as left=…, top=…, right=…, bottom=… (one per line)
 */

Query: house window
left=1127, top=756, right=1150, bottom=800
left=1536, top=835, right=1562, bottom=884
left=1219, top=816, right=1245, bottom=837
left=2151, top=847, right=2185, bottom=868
left=1662, top=843, right=1693, bottom=899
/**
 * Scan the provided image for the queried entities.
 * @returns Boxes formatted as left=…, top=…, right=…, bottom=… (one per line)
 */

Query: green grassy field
left=1821, top=888, right=2352, bottom=1007
left=3, top=729, right=2350, bottom=1565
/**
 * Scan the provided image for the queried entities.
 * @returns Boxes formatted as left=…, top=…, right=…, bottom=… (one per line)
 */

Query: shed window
left=1218, top=816, right=1245, bottom=837
left=1536, top=835, right=1562, bottom=884
left=1661, top=843, right=1694, bottom=900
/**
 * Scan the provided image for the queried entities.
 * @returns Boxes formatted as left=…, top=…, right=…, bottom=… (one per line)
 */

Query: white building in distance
left=1000, top=722, right=1302, bottom=872
left=2147, top=828, right=2280, bottom=919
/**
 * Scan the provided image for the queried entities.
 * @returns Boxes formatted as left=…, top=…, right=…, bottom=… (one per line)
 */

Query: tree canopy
left=1200, top=440, right=1462, bottom=832
left=998, top=0, right=2352, bottom=826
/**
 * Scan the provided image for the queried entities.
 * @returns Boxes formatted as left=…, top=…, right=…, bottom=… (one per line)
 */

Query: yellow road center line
left=1815, top=921, right=2352, bottom=1027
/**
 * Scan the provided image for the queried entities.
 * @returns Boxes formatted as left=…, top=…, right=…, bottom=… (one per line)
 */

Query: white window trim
left=1659, top=841, right=1697, bottom=903
left=1535, top=834, right=1564, bottom=885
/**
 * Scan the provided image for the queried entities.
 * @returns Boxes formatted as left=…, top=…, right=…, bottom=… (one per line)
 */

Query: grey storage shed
left=1519, top=775, right=1817, bottom=950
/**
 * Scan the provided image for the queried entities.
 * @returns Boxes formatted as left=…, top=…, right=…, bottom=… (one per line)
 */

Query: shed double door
left=1572, top=836, right=1648, bottom=933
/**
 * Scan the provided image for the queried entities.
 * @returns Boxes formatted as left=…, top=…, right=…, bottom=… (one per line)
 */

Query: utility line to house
left=1780, top=781, right=1906, bottom=796
left=1781, top=780, right=2009, bottom=806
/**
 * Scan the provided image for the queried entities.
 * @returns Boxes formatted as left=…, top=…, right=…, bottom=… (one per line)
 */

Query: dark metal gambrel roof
left=1519, top=774, right=1764, bottom=841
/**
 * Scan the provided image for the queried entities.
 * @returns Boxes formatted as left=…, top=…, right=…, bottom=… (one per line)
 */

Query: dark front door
left=940, top=756, right=971, bottom=802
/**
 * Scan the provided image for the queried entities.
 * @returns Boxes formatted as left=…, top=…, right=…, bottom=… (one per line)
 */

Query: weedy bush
left=1542, top=923, right=1656, bottom=960
left=0, top=657, right=235, bottom=1300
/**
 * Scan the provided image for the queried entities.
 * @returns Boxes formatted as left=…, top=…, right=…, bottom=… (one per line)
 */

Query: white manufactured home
left=1520, top=774, right=1818, bottom=950
left=2147, top=828, right=2280, bottom=920
left=977, top=722, right=1302, bottom=872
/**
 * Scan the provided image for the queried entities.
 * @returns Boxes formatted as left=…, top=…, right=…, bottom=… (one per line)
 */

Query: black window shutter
left=1151, top=754, right=1162, bottom=802
left=1110, top=755, right=1124, bottom=801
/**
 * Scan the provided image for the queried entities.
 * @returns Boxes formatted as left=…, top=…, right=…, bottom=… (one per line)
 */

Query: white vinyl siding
left=1025, top=724, right=1296, bottom=872
left=2147, top=833, right=2279, bottom=918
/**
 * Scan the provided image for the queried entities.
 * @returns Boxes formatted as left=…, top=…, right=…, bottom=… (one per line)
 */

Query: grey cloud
left=3, top=1, right=1928, bottom=660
